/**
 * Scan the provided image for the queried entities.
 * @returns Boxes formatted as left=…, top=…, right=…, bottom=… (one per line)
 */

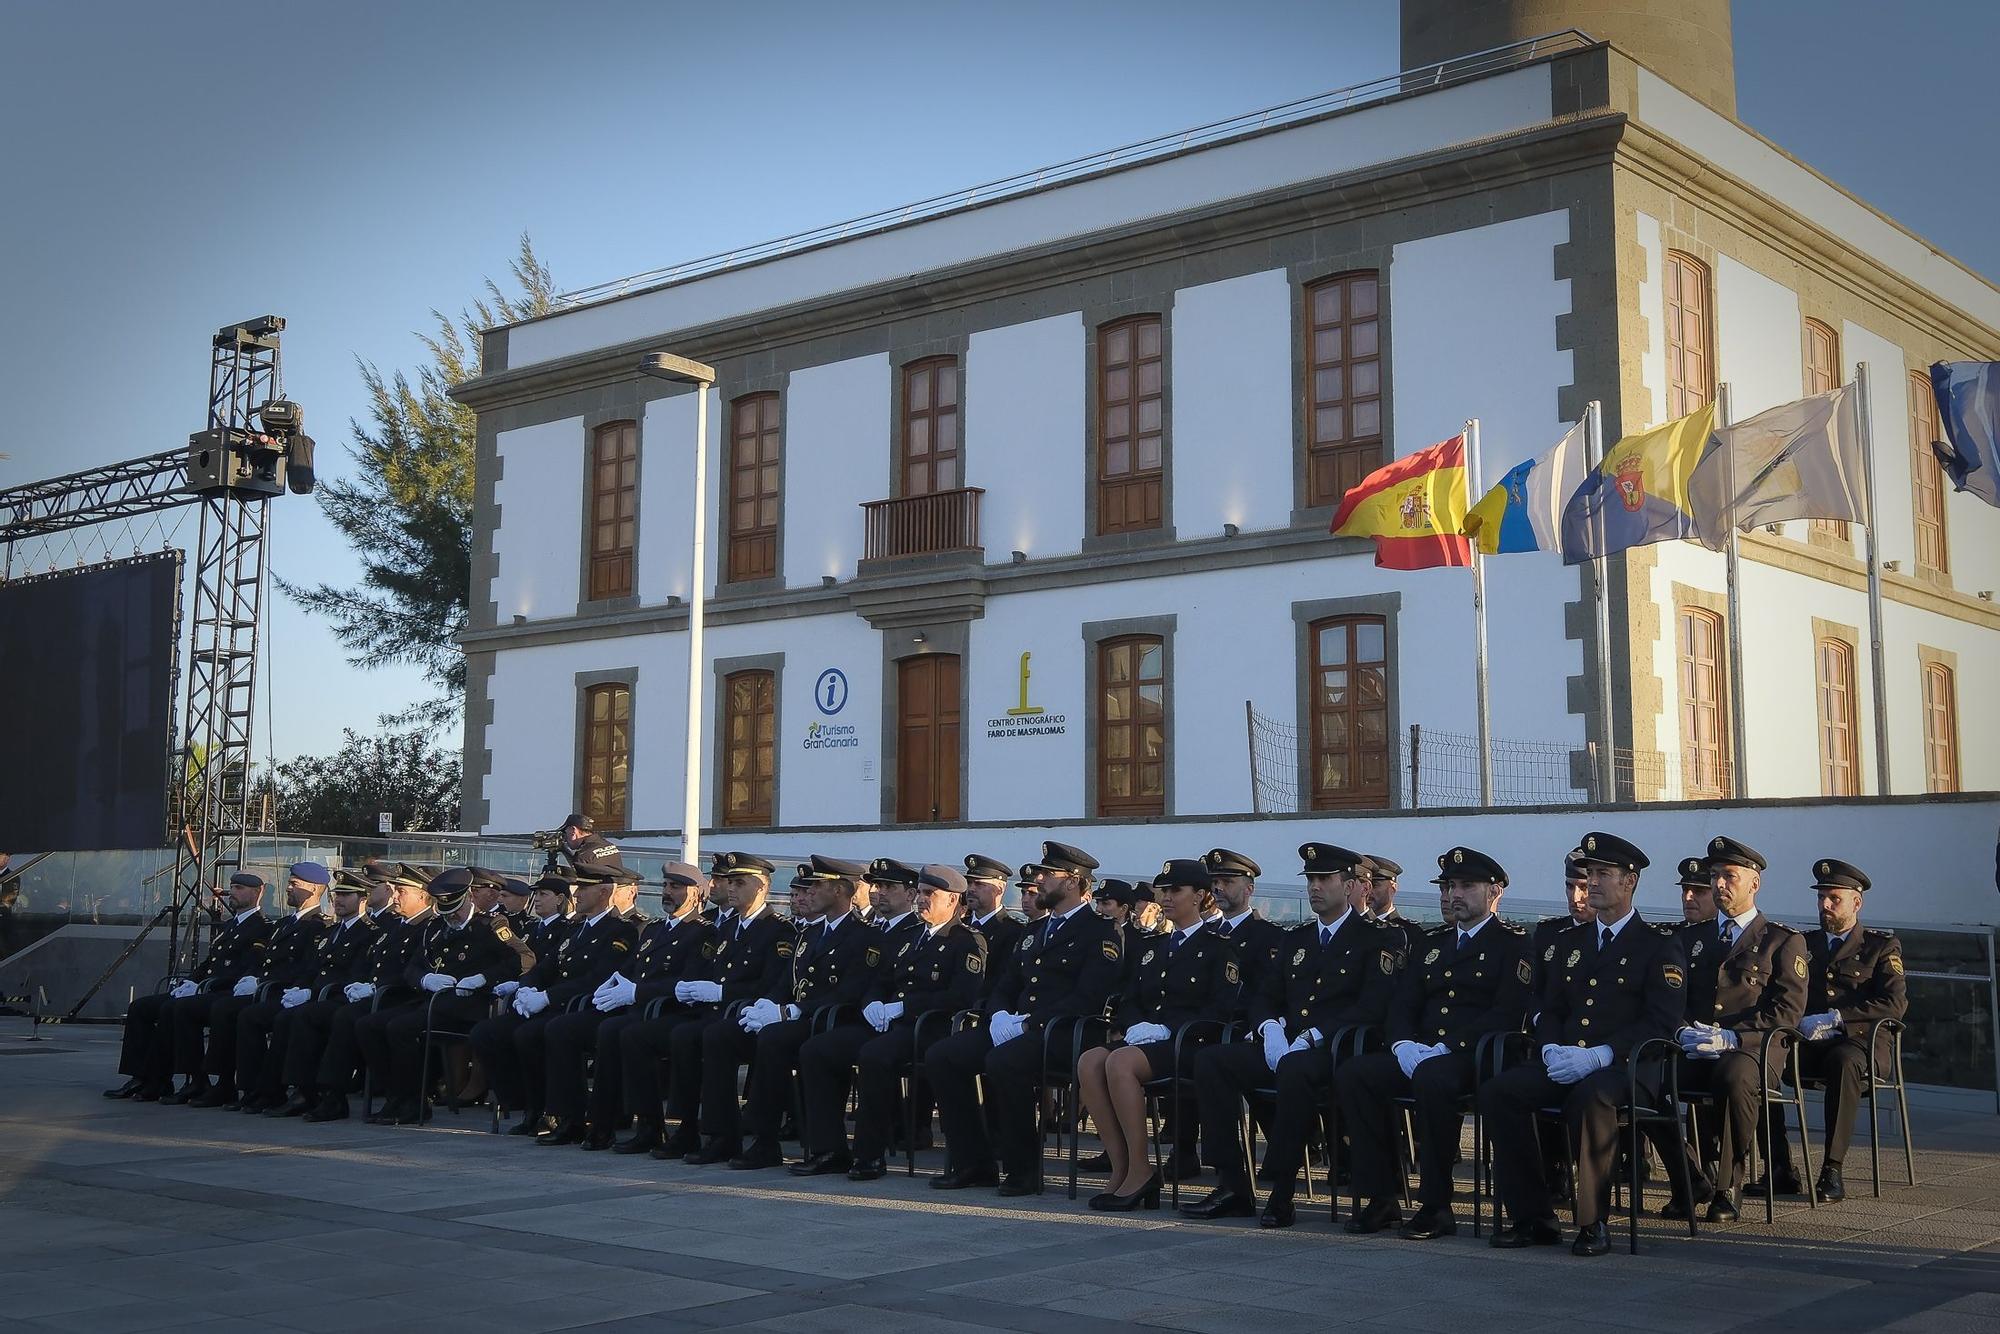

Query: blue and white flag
left=1462, top=420, right=1586, bottom=556
left=1931, top=361, right=2000, bottom=509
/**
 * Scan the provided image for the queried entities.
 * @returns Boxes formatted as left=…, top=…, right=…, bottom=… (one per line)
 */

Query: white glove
left=280, top=987, right=310, bottom=1009
left=1124, top=1022, right=1171, bottom=1046
left=1261, top=1021, right=1290, bottom=1071
left=1285, top=1034, right=1312, bottom=1057
left=1678, top=1023, right=1730, bottom=1059
left=512, top=987, right=549, bottom=1018
left=594, top=973, right=637, bottom=1012
left=1542, top=1043, right=1585, bottom=1084
left=1801, top=1011, right=1841, bottom=1041
left=343, top=982, right=375, bottom=1003
left=457, top=974, right=488, bottom=992
left=1584, top=1045, right=1614, bottom=1072
left=880, top=1000, right=903, bottom=1024
left=988, top=1011, right=1025, bottom=1046
left=170, top=980, right=198, bottom=1000
left=420, top=972, right=454, bottom=993
left=232, top=976, right=259, bottom=997
left=739, top=998, right=782, bottom=1032
left=494, top=980, right=520, bottom=999
left=682, top=980, right=723, bottom=1005
left=863, top=1001, right=888, bottom=1031
left=1392, top=1040, right=1428, bottom=1079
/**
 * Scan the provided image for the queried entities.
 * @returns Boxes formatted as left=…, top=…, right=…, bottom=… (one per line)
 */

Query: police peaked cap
left=710, top=851, right=775, bottom=878
left=330, top=869, right=373, bottom=894
left=1430, top=846, right=1507, bottom=887
left=1811, top=858, right=1871, bottom=893
left=532, top=874, right=576, bottom=897
left=1366, top=855, right=1404, bottom=880
left=580, top=863, right=641, bottom=885
left=659, top=861, right=704, bottom=888
left=426, top=866, right=474, bottom=910
left=919, top=864, right=968, bottom=896
left=962, top=853, right=1013, bottom=883
left=1014, top=862, right=1039, bottom=887
left=1564, top=850, right=1589, bottom=881
left=1705, top=836, right=1767, bottom=872
left=863, top=857, right=922, bottom=887
left=808, top=854, right=868, bottom=882
left=1156, top=857, right=1213, bottom=890
left=1575, top=832, right=1649, bottom=872
left=1203, top=848, right=1261, bottom=878
left=1299, top=843, right=1368, bottom=876
left=1676, top=857, right=1710, bottom=888
left=1028, top=841, right=1098, bottom=876
left=496, top=877, right=535, bottom=899
left=467, top=866, right=507, bottom=890
left=1094, top=878, right=1153, bottom=906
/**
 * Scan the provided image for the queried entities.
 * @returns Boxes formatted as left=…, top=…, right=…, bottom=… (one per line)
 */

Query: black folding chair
left=1793, top=1017, right=1913, bottom=1197
left=1369, top=1029, right=1512, bottom=1239
left=1037, top=1010, right=1111, bottom=1199
left=1534, top=1036, right=1695, bottom=1255
left=415, top=986, right=501, bottom=1129
left=1679, top=1026, right=1815, bottom=1224
left=903, top=1007, right=968, bottom=1176
left=1140, top=1019, right=1228, bottom=1209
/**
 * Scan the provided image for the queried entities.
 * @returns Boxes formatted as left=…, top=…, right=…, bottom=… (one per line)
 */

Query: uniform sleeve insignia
left=1887, top=954, right=1903, bottom=975
left=1662, top=964, right=1684, bottom=989
left=1792, top=955, right=1807, bottom=979
left=865, top=947, right=882, bottom=967
left=1224, top=961, right=1240, bottom=985
left=1141, top=949, right=1156, bottom=967
left=494, top=924, right=514, bottom=942
left=611, top=938, right=629, bottom=951
left=776, top=940, right=794, bottom=957
left=702, top=940, right=719, bottom=958
left=1100, top=940, right=1120, bottom=962
left=1292, top=948, right=1308, bottom=967
left=1379, top=952, right=1395, bottom=974
left=1516, top=959, right=1532, bottom=985
left=1423, top=948, right=1441, bottom=966
left=1565, top=949, right=1582, bottom=968
left=1690, top=940, right=1703, bottom=957
left=966, top=953, right=984, bottom=975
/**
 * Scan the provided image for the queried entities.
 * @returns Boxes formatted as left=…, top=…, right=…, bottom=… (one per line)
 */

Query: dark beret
left=229, top=872, right=265, bottom=889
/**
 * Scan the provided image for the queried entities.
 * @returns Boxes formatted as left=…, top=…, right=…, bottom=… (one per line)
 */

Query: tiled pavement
left=3, top=1028, right=1997, bottom=1332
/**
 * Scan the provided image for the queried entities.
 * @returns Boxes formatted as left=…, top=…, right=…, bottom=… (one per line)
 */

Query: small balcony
left=860, top=487, right=984, bottom=565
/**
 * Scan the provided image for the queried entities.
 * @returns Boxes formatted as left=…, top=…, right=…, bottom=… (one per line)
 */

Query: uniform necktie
left=1456, top=930, right=1471, bottom=952
left=1598, top=925, right=1612, bottom=952
left=1828, top=932, right=1846, bottom=950
left=1720, top=920, right=1737, bottom=948
left=1044, top=916, right=1062, bottom=947
left=1216, top=921, right=1233, bottom=938
left=1320, top=924, right=1334, bottom=949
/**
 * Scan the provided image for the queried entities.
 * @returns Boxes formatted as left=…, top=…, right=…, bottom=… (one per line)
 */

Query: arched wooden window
left=1923, top=663, right=1959, bottom=793
left=1665, top=251, right=1713, bottom=420
left=1304, top=272, right=1384, bottom=508
left=902, top=357, right=960, bottom=496
left=721, top=669, right=775, bottom=826
left=1097, top=317, right=1164, bottom=535
left=1909, top=370, right=1949, bottom=576
left=1803, top=320, right=1847, bottom=540
left=581, top=683, right=631, bottom=828
left=728, top=393, right=781, bottom=582
left=1096, top=635, right=1165, bottom=815
left=1309, top=615, right=1389, bottom=809
left=1678, top=606, right=1731, bottom=799
left=588, top=421, right=638, bottom=600
left=1815, top=636, right=1858, bottom=796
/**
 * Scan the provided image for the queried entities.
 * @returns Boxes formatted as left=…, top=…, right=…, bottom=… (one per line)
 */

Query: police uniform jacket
left=1533, top=916, right=1686, bottom=1061
left=403, top=913, right=524, bottom=991
left=1379, top=911, right=1427, bottom=955
left=1388, top=919, right=1532, bottom=1054
left=1250, top=913, right=1401, bottom=1042
left=521, top=910, right=640, bottom=1005
left=1529, top=914, right=1591, bottom=999
left=562, top=832, right=628, bottom=878
left=967, top=911, right=1025, bottom=996
left=190, top=910, right=274, bottom=986
left=868, top=921, right=986, bottom=1023
left=367, top=910, right=435, bottom=990
left=1211, top=912, right=1287, bottom=1010
left=263, top=911, right=335, bottom=989
left=779, top=912, right=883, bottom=1011
left=1116, top=922, right=1167, bottom=996
left=306, top=914, right=384, bottom=993
left=986, top=905, right=1123, bottom=1031
left=1682, top=912, right=1808, bottom=1044
left=1114, top=924, right=1237, bottom=1034
left=1805, top=927, right=1906, bottom=1058
left=631, top=914, right=718, bottom=1005
left=702, top=908, right=795, bottom=1007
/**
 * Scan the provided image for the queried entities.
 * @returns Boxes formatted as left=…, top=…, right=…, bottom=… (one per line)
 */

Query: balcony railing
left=861, top=487, right=984, bottom=561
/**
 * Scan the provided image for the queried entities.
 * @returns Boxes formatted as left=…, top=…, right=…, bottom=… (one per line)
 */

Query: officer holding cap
left=1756, top=858, right=1904, bottom=1205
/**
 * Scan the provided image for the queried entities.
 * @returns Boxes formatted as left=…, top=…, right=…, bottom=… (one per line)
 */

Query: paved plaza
left=3, top=1027, right=1998, bottom=1333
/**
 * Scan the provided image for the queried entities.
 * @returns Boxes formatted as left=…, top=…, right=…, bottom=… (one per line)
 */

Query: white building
left=454, top=5, right=1999, bottom=852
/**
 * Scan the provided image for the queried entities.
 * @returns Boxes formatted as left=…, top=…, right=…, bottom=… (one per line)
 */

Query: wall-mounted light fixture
left=1010, top=550, right=1027, bottom=565
left=666, top=594, right=683, bottom=608
left=1979, top=590, right=1995, bottom=602
left=821, top=575, right=837, bottom=589
left=1883, top=560, right=1901, bottom=573
left=1763, top=524, right=1782, bottom=535
left=913, top=632, right=928, bottom=645
left=1223, top=523, right=1240, bottom=538
left=512, top=613, right=526, bottom=625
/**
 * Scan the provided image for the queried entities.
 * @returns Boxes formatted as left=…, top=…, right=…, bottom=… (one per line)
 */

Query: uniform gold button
left=1439, top=1006, right=1449, bottom=1015
left=1584, top=998, right=1594, bottom=1007
left=1446, top=990, right=1456, bottom=998
left=1581, top=1019, right=1591, bottom=1027
left=1588, top=979, right=1598, bottom=987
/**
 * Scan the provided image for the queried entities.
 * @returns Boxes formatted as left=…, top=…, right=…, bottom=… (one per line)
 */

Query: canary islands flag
left=1463, top=421, right=1586, bottom=556
left=1560, top=403, right=1717, bottom=565
left=1330, top=436, right=1471, bottom=569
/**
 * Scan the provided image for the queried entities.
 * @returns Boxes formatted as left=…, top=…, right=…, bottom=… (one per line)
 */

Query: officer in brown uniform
left=1480, top=831, right=1686, bottom=1256
left=1755, top=858, right=1905, bottom=1204
left=1337, top=846, right=1533, bottom=1238
left=1659, top=835, right=1807, bottom=1221
left=1183, top=843, right=1401, bottom=1226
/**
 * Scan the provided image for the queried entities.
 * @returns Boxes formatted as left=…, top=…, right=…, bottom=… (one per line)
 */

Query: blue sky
left=2, top=0, right=1994, bottom=766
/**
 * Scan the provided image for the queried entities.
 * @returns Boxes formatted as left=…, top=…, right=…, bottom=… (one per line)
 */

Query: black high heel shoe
left=1094, top=1172, right=1161, bottom=1211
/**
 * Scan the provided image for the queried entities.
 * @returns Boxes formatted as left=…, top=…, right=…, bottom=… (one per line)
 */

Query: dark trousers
left=118, top=992, right=172, bottom=1081
left=1337, top=1050, right=1476, bottom=1210
left=1658, top=1049, right=1769, bottom=1192
left=1192, top=1040, right=1279, bottom=1197
left=666, top=1012, right=724, bottom=1130
left=469, top=1009, right=556, bottom=1116
left=542, top=1007, right=613, bottom=1122
left=280, top=998, right=343, bottom=1091
left=356, top=995, right=481, bottom=1101
left=588, top=1011, right=649, bottom=1125
left=799, top=1024, right=876, bottom=1157
left=1481, top=1061, right=1656, bottom=1228
left=202, top=992, right=258, bottom=1083
left=168, top=991, right=227, bottom=1080
left=1773, top=1038, right=1870, bottom=1168
left=699, top=1015, right=760, bottom=1145
left=928, top=1025, right=1049, bottom=1180
left=315, top=998, right=386, bottom=1091
left=234, top=998, right=288, bottom=1093
left=618, top=1010, right=705, bottom=1127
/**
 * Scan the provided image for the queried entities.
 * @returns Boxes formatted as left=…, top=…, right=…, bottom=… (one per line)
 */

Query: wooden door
left=897, top=654, right=961, bottom=823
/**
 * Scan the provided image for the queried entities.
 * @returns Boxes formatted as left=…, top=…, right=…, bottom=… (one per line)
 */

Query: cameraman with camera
left=536, top=813, right=629, bottom=880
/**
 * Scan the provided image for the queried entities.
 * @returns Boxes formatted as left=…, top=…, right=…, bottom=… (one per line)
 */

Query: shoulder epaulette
left=1865, top=927, right=1894, bottom=939
left=1425, top=923, right=1454, bottom=936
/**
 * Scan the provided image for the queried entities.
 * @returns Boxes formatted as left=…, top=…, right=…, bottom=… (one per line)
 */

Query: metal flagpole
left=1717, top=383, right=1749, bottom=798
left=1466, top=419, right=1494, bottom=806
left=684, top=382, right=711, bottom=866
left=1855, top=362, right=1891, bottom=794
left=1585, top=401, right=1615, bottom=802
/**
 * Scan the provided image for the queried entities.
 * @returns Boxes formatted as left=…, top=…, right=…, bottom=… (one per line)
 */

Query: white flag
left=1687, top=386, right=1865, bottom=550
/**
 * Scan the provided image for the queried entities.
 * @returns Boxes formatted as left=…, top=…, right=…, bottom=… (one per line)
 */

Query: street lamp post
left=637, top=351, right=716, bottom=867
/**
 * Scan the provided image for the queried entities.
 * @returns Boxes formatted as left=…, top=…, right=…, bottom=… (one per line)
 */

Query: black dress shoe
left=612, top=1123, right=661, bottom=1155
left=1744, top=1171, right=1803, bottom=1199
left=1401, top=1207, right=1458, bottom=1240
left=366, top=1098, right=414, bottom=1126
left=931, top=1165, right=999, bottom=1190
left=847, top=1158, right=887, bottom=1181
left=788, top=1151, right=853, bottom=1177
left=190, top=1086, right=235, bottom=1109
left=729, top=1138, right=783, bottom=1170
left=1161, top=1154, right=1202, bottom=1184
left=1259, top=1198, right=1297, bottom=1229
left=1489, top=1217, right=1564, bottom=1248
left=1815, top=1165, right=1846, bottom=1203
left=103, top=1078, right=144, bottom=1099
left=303, top=1096, right=349, bottom=1123
left=507, top=1115, right=550, bottom=1137
left=160, top=1082, right=205, bottom=1105
left=1571, top=1222, right=1612, bottom=1257
left=653, top=1128, right=700, bottom=1159
left=1179, top=1187, right=1256, bottom=1219
left=581, top=1129, right=616, bottom=1152
left=997, top=1174, right=1042, bottom=1197
left=267, top=1094, right=313, bottom=1118
left=133, top=1083, right=169, bottom=1102
left=537, top=1120, right=587, bottom=1147
left=1344, top=1197, right=1401, bottom=1235
left=1078, top=1151, right=1111, bottom=1172
left=684, top=1138, right=739, bottom=1165
left=1658, top=1179, right=1715, bottom=1219
left=1705, top=1194, right=1740, bottom=1224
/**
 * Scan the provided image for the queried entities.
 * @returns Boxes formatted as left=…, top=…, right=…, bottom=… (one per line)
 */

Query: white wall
left=1171, top=268, right=1294, bottom=538
left=781, top=355, right=889, bottom=588
left=506, top=69, right=1555, bottom=368
left=635, top=387, right=720, bottom=605
left=965, top=314, right=1085, bottom=560
left=772, top=616, right=882, bottom=827
left=490, top=416, right=583, bottom=621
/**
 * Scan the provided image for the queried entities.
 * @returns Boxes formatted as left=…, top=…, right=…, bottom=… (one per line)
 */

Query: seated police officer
left=473, top=869, right=638, bottom=1138
left=1335, top=847, right=1532, bottom=1239
left=362, top=868, right=523, bottom=1125
left=1479, top=831, right=1686, bottom=1257
left=1530, top=851, right=1597, bottom=998
left=928, top=841, right=1121, bottom=1196
left=252, top=869, right=384, bottom=1116
left=1078, top=857, right=1237, bottom=1211
left=1654, top=836, right=1806, bottom=1222
left=795, top=863, right=987, bottom=1179
left=1756, top=858, right=1905, bottom=1204
left=107, top=872, right=272, bottom=1103
left=304, top=866, right=437, bottom=1122
left=864, top=858, right=929, bottom=955
left=1364, top=856, right=1425, bottom=955
left=194, top=864, right=332, bottom=1110
left=1678, top=856, right=1718, bottom=927
left=1184, top=843, right=1399, bottom=1227
left=962, top=855, right=1024, bottom=997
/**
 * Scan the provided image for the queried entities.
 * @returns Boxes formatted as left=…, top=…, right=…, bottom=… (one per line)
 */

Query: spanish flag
left=1330, top=436, right=1472, bottom=569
